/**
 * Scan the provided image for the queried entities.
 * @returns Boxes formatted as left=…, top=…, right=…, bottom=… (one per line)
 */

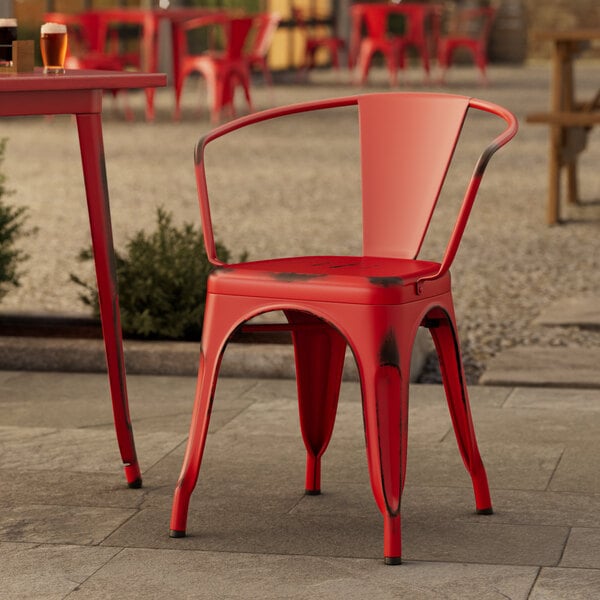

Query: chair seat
left=208, top=255, right=446, bottom=304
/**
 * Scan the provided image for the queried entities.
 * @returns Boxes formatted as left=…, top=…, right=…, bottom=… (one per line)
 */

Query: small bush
left=0, top=138, right=30, bottom=302
left=71, top=207, right=232, bottom=341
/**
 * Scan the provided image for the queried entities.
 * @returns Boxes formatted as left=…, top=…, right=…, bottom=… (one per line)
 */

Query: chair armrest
left=194, top=96, right=360, bottom=265
left=416, top=97, right=518, bottom=292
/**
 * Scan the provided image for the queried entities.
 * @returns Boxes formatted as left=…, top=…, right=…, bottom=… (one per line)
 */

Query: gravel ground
left=1, top=63, right=599, bottom=382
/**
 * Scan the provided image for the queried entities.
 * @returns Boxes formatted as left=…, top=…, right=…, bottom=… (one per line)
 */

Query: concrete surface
left=481, top=294, right=600, bottom=388
left=0, top=371, right=599, bottom=598
left=1, top=61, right=600, bottom=598
left=0, top=325, right=432, bottom=383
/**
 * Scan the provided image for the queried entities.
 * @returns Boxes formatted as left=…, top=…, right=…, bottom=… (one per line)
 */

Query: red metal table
left=0, top=68, right=167, bottom=487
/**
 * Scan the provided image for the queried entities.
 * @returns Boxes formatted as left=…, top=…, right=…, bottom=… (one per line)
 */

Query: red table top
left=0, top=68, right=167, bottom=92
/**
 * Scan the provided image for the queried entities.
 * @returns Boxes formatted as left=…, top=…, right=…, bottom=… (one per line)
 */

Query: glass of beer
left=40, top=22, right=67, bottom=74
left=0, top=18, right=17, bottom=66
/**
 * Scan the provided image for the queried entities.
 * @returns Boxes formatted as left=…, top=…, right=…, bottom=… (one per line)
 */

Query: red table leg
left=75, top=113, right=142, bottom=488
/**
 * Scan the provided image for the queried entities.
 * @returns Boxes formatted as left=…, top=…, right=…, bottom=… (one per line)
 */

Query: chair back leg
left=425, top=305, right=492, bottom=513
left=285, top=310, right=347, bottom=494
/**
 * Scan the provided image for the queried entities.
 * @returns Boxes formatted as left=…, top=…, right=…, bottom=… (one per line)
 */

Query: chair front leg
left=356, top=326, right=411, bottom=564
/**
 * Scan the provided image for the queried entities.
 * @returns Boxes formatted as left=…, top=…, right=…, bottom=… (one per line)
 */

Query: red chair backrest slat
left=358, top=93, right=469, bottom=258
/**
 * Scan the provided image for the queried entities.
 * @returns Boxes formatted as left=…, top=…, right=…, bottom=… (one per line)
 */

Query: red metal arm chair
left=45, top=11, right=156, bottom=120
left=90, top=10, right=158, bottom=120
left=244, top=12, right=281, bottom=85
left=292, top=7, right=345, bottom=71
left=351, top=3, right=405, bottom=86
left=394, top=3, right=437, bottom=81
left=172, top=15, right=254, bottom=123
left=437, top=6, right=496, bottom=84
left=168, top=92, right=517, bottom=564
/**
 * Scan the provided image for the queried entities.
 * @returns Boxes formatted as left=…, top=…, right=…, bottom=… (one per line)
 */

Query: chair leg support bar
left=169, top=529, right=186, bottom=538
left=170, top=485, right=192, bottom=536
left=384, top=514, right=402, bottom=565
left=304, top=453, right=321, bottom=495
left=124, top=463, right=142, bottom=489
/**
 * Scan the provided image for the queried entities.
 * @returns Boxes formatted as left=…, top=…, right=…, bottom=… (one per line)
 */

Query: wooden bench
left=526, top=89, right=600, bottom=223
left=526, top=110, right=600, bottom=127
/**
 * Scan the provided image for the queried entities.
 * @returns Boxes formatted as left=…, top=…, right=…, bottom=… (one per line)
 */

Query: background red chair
left=45, top=11, right=156, bottom=120
left=168, top=92, right=518, bottom=564
left=393, top=3, right=438, bottom=81
left=244, top=12, right=281, bottom=85
left=351, top=3, right=404, bottom=86
left=437, top=6, right=497, bottom=84
left=172, top=14, right=254, bottom=123
left=292, top=7, right=345, bottom=72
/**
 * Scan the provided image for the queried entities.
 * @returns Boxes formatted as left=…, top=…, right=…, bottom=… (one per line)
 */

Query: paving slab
left=0, top=425, right=184, bottom=474
left=504, top=386, right=600, bottom=411
left=101, top=505, right=569, bottom=567
left=0, top=470, right=144, bottom=509
left=0, top=505, right=135, bottom=545
left=548, top=441, right=600, bottom=495
left=530, top=567, right=600, bottom=600
left=534, top=295, right=600, bottom=328
left=407, top=439, right=563, bottom=491
left=0, top=543, right=120, bottom=600
left=479, top=346, right=600, bottom=388
left=69, top=548, right=539, bottom=600
left=1, top=371, right=599, bottom=595
left=560, top=528, right=600, bottom=569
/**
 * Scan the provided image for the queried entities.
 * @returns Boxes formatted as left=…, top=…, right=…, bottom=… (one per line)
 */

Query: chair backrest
left=358, top=93, right=469, bottom=258
left=359, top=4, right=392, bottom=39
left=43, top=12, right=100, bottom=55
left=226, top=16, right=254, bottom=59
left=175, top=14, right=225, bottom=59
left=176, top=14, right=253, bottom=60
left=194, top=93, right=517, bottom=270
left=445, top=6, right=496, bottom=42
left=247, top=12, right=281, bottom=60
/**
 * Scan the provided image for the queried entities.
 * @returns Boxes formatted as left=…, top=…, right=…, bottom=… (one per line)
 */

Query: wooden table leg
left=75, top=112, right=142, bottom=488
left=562, top=42, right=579, bottom=206
left=547, top=123, right=562, bottom=224
left=566, top=160, right=579, bottom=204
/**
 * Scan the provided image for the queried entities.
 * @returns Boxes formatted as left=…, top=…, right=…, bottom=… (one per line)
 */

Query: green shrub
left=0, top=138, right=30, bottom=302
left=71, top=207, right=232, bottom=341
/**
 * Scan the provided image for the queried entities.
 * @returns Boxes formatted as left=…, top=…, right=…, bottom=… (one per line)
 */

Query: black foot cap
left=385, top=557, right=402, bottom=565
left=304, top=489, right=321, bottom=496
left=128, top=478, right=143, bottom=489
left=477, top=507, right=494, bottom=515
left=169, top=529, right=186, bottom=538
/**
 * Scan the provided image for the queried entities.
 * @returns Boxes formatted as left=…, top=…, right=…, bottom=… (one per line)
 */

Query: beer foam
left=0, top=19, right=17, bottom=27
left=41, top=22, right=66, bottom=35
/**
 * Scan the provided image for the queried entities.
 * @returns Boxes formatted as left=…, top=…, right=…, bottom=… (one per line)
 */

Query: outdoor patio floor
left=1, top=61, right=599, bottom=598
left=1, top=371, right=599, bottom=598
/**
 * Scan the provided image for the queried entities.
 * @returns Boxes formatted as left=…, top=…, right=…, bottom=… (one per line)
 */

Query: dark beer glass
left=0, top=18, right=17, bottom=66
